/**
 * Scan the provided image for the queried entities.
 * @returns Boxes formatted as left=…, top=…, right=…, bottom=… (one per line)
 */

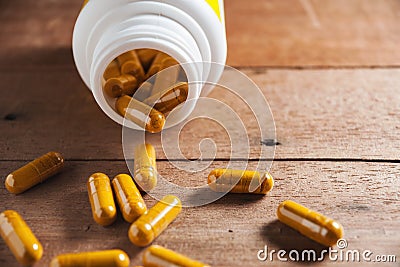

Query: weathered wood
left=0, top=160, right=398, bottom=266
left=1, top=0, right=400, bottom=68
left=1, top=68, right=400, bottom=161
left=225, top=0, right=400, bottom=66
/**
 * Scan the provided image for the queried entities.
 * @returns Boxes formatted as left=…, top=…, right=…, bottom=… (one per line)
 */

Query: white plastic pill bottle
left=72, top=0, right=227, bottom=129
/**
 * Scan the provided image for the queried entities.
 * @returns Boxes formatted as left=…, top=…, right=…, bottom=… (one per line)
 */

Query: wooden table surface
left=1, top=0, right=399, bottom=266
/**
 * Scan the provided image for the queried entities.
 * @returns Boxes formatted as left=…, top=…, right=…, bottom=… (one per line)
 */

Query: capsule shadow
left=260, top=220, right=329, bottom=264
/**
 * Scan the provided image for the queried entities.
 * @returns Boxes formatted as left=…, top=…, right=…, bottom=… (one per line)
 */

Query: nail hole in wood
left=261, top=139, right=281, bottom=146
left=4, top=113, right=17, bottom=121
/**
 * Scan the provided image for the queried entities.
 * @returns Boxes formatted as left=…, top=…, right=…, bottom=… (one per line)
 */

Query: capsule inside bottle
left=103, top=74, right=138, bottom=97
left=117, top=50, right=145, bottom=82
left=144, top=82, right=189, bottom=114
left=115, top=95, right=165, bottom=133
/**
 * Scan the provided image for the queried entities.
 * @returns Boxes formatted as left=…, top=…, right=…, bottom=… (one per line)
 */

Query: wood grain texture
left=225, top=0, right=400, bottom=67
left=1, top=68, right=399, bottom=161
left=1, top=1, right=400, bottom=266
left=0, top=160, right=398, bottom=266
left=1, top=0, right=400, bottom=68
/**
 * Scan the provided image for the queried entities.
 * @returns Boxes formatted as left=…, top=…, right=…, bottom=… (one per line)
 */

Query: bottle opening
left=101, top=48, right=188, bottom=133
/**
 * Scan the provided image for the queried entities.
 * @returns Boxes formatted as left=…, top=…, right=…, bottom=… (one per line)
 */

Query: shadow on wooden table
left=210, top=193, right=265, bottom=205
left=0, top=47, right=75, bottom=68
left=261, top=220, right=329, bottom=264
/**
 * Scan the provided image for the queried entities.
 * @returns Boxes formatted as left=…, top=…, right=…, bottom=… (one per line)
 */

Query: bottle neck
left=90, top=16, right=204, bottom=129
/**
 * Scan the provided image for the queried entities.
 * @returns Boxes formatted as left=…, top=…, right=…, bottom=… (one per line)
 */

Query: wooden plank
left=225, top=0, right=400, bottom=67
left=0, top=160, right=398, bottom=266
left=1, top=0, right=400, bottom=68
left=1, top=68, right=400, bottom=160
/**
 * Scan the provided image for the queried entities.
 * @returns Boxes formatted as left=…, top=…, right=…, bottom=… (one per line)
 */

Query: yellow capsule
left=112, top=174, right=147, bottom=223
left=144, top=82, right=188, bottom=114
left=207, top=169, right=274, bottom=194
left=134, top=81, right=153, bottom=102
left=136, top=49, right=159, bottom=71
left=143, top=245, right=210, bottom=267
left=103, top=60, right=121, bottom=80
left=50, top=249, right=130, bottom=267
left=277, top=200, right=344, bottom=247
left=146, top=52, right=170, bottom=79
left=115, top=95, right=165, bottom=133
left=128, top=195, right=181, bottom=247
left=117, top=50, right=145, bottom=82
left=87, top=173, right=117, bottom=226
left=134, top=143, right=157, bottom=191
left=0, top=210, right=43, bottom=266
left=161, top=56, right=178, bottom=68
left=104, top=74, right=138, bottom=98
left=5, top=151, right=64, bottom=194
left=150, top=64, right=181, bottom=96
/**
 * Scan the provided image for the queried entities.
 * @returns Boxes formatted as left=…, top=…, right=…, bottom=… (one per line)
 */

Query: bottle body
left=73, top=0, right=227, bottom=130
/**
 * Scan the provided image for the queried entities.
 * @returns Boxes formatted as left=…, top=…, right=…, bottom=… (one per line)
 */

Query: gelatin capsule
left=136, top=49, right=159, bottom=71
left=134, top=81, right=153, bottom=102
left=128, top=195, right=181, bottom=247
left=146, top=53, right=170, bottom=78
left=161, top=56, right=178, bottom=68
left=115, top=95, right=165, bottom=133
left=87, top=173, right=117, bottom=226
left=144, top=82, right=188, bottom=114
left=134, top=143, right=157, bottom=191
left=0, top=210, right=43, bottom=266
left=150, top=64, right=181, bottom=96
left=103, top=60, right=121, bottom=80
left=117, top=50, right=145, bottom=82
left=112, top=174, right=147, bottom=223
left=50, top=249, right=130, bottom=267
left=104, top=74, right=138, bottom=97
left=5, top=151, right=64, bottom=194
left=143, top=245, right=210, bottom=267
left=207, top=169, right=274, bottom=194
left=277, top=200, right=344, bottom=247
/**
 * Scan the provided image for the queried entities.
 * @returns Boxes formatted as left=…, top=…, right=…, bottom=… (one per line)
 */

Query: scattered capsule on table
left=104, top=74, right=138, bottom=97
left=103, top=60, right=121, bottom=80
left=134, top=81, right=153, bottom=102
left=277, top=200, right=344, bottom=247
left=87, top=173, right=117, bottom=226
left=0, top=210, right=43, bottom=266
left=115, top=95, right=165, bottom=133
left=117, top=50, right=145, bottom=82
left=134, top=143, right=157, bottom=191
left=136, top=49, right=159, bottom=71
left=112, top=174, right=147, bottom=223
left=129, top=195, right=182, bottom=247
left=207, top=169, right=274, bottom=194
left=50, top=249, right=130, bottom=267
left=144, top=82, right=188, bottom=114
left=143, top=245, right=210, bottom=267
left=5, top=151, right=64, bottom=194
